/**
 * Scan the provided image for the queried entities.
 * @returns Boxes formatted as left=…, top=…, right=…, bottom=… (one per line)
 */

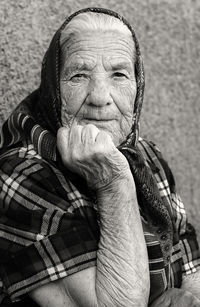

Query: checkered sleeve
left=153, top=145, right=200, bottom=277
left=171, top=192, right=200, bottom=276
left=0, top=148, right=98, bottom=303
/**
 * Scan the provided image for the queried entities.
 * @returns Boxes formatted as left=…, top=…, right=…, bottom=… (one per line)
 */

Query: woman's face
left=60, top=29, right=137, bottom=146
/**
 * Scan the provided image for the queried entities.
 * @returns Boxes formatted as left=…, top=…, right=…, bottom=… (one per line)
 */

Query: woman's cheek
left=61, top=83, right=87, bottom=115
left=112, top=82, right=136, bottom=114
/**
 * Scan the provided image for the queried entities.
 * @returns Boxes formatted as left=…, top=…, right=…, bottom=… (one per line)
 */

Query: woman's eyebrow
left=110, top=61, right=134, bottom=72
left=64, top=62, right=94, bottom=74
left=61, top=60, right=134, bottom=76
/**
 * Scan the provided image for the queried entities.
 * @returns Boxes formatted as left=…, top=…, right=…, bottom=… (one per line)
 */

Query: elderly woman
left=0, top=7, right=200, bottom=307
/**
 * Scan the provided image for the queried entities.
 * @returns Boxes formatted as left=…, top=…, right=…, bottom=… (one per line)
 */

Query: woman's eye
left=70, top=74, right=87, bottom=82
left=112, top=72, right=127, bottom=79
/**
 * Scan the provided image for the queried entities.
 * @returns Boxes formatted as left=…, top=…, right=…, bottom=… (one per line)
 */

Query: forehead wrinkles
left=61, top=30, right=135, bottom=65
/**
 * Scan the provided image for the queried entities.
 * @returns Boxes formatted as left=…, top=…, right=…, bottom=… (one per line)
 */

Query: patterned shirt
left=0, top=134, right=199, bottom=305
left=1, top=7, right=199, bottom=305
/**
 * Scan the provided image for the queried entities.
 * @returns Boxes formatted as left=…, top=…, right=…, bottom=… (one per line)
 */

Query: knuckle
left=57, top=127, right=67, bottom=141
left=93, top=143, right=104, bottom=154
left=99, top=130, right=109, bottom=138
left=85, top=123, right=95, bottom=129
left=58, top=126, right=68, bottom=134
left=73, top=125, right=81, bottom=134
left=88, top=123, right=98, bottom=129
left=72, top=149, right=81, bottom=162
left=84, top=123, right=98, bottom=133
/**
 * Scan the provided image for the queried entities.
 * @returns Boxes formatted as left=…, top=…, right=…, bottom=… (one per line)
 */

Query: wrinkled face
left=60, top=29, right=137, bottom=146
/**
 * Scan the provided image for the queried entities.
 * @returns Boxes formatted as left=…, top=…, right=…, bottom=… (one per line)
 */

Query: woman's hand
left=57, top=124, right=149, bottom=307
left=150, top=288, right=200, bottom=307
left=57, top=124, right=130, bottom=189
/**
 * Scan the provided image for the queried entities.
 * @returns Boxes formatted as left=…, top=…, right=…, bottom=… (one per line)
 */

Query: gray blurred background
left=1, top=0, right=200, bottom=239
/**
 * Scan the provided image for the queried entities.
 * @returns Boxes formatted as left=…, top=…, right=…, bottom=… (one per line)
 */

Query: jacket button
left=165, top=245, right=170, bottom=251
left=161, top=234, right=167, bottom=240
left=167, top=255, right=170, bottom=262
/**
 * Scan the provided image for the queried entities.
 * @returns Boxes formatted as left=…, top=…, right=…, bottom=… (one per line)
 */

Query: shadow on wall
left=1, top=0, right=200, bottom=240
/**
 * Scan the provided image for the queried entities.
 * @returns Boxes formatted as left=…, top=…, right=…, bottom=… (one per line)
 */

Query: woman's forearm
left=96, top=171, right=150, bottom=307
left=29, top=172, right=150, bottom=307
left=55, top=126, right=150, bottom=306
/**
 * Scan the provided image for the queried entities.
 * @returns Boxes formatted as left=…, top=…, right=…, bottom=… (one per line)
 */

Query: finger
left=96, top=131, right=114, bottom=148
left=69, top=124, right=83, bottom=146
left=57, top=127, right=70, bottom=153
left=81, top=124, right=100, bottom=144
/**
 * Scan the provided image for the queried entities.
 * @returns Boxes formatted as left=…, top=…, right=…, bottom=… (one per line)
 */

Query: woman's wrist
left=96, top=167, right=135, bottom=194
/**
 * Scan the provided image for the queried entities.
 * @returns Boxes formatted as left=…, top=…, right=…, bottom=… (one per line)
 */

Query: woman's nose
left=86, top=78, right=112, bottom=107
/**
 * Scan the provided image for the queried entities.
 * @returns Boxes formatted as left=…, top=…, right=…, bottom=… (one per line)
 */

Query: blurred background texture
left=0, top=0, right=200, bottom=238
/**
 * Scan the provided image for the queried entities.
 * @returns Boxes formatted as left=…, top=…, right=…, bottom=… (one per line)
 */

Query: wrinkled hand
left=57, top=124, right=130, bottom=190
left=150, top=288, right=200, bottom=307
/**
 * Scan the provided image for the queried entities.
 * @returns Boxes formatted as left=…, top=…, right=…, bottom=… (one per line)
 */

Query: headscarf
left=0, top=8, right=144, bottom=149
left=28, top=7, right=145, bottom=145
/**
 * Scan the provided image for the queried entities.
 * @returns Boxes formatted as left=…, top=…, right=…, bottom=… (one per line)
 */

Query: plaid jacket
left=0, top=130, right=200, bottom=304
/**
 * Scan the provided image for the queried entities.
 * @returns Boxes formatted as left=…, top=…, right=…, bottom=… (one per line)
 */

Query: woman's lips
left=83, top=118, right=113, bottom=121
left=80, top=118, right=115, bottom=128
left=81, top=118, right=115, bottom=124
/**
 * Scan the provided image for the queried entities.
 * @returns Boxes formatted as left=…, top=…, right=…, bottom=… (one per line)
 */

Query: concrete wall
left=1, top=0, right=200, bottom=238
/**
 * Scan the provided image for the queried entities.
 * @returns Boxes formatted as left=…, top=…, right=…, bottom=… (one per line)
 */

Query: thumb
left=57, top=126, right=70, bottom=155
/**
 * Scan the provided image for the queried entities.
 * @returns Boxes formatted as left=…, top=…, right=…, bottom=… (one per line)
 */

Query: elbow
left=96, top=274, right=150, bottom=307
